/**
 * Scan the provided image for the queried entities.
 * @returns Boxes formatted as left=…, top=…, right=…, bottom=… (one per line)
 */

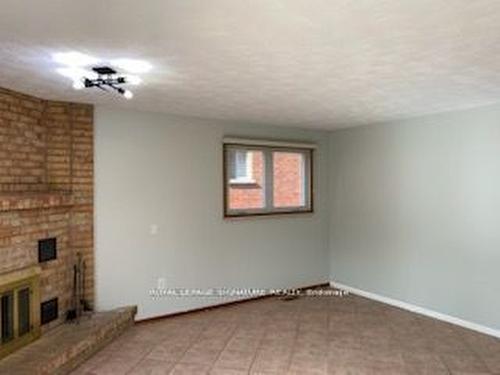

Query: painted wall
left=94, top=107, right=330, bottom=320
left=329, top=104, right=500, bottom=330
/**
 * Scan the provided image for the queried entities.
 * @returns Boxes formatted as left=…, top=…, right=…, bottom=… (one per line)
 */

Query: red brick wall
left=273, top=152, right=303, bottom=207
left=228, top=150, right=304, bottom=210
left=0, top=87, right=93, bottom=331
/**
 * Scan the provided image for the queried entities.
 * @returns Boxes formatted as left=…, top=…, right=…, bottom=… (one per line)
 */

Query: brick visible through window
left=273, top=151, right=305, bottom=208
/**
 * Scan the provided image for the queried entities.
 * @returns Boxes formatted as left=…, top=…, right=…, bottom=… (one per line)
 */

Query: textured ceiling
left=1, top=0, right=500, bottom=129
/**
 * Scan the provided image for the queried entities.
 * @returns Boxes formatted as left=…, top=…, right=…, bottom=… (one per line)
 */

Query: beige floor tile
left=289, top=351, right=327, bottom=374
left=480, top=354, right=500, bottom=373
left=85, top=353, right=142, bottom=374
left=180, top=346, right=222, bottom=365
left=213, top=349, right=255, bottom=370
left=225, top=336, right=261, bottom=352
left=100, top=339, right=154, bottom=358
left=251, top=348, right=292, bottom=373
left=146, top=341, right=191, bottom=362
left=209, top=368, right=249, bottom=375
left=326, top=364, right=374, bottom=374
left=127, top=358, right=175, bottom=375
left=401, top=352, right=448, bottom=374
left=169, top=362, right=211, bottom=374
left=440, top=352, right=490, bottom=373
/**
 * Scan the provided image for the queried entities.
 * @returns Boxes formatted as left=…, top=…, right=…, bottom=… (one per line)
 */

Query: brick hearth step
left=0, top=306, right=137, bottom=375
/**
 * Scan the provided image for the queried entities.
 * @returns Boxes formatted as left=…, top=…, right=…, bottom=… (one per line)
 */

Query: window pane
left=1, top=292, right=14, bottom=343
left=234, top=151, right=247, bottom=179
left=273, top=151, right=306, bottom=208
left=18, top=287, right=31, bottom=337
left=229, top=149, right=252, bottom=181
left=227, top=149, right=265, bottom=210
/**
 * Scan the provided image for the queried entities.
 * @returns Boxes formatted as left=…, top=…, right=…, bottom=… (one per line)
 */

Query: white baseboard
left=331, top=281, right=500, bottom=339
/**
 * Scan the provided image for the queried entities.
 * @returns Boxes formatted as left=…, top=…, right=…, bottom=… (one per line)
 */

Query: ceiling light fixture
left=53, top=52, right=151, bottom=99
left=73, top=66, right=136, bottom=99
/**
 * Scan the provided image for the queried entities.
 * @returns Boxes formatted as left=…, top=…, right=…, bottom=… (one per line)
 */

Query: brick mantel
left=0, top=191, right=74, bottom=212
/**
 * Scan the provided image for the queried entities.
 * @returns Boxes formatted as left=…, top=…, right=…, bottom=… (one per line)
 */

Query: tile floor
left=71, top=291, right=500, bottom=374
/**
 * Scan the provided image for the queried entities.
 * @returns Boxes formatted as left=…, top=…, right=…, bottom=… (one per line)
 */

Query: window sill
left=224, top=209, right=314, bottom=219
left=229, top=178, right=256, bottom=184
left=229, top=180, right=260, bottom=188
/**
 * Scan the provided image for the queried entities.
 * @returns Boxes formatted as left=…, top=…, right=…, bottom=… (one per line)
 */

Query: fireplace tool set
left=67, top=253, right=92, bottom=323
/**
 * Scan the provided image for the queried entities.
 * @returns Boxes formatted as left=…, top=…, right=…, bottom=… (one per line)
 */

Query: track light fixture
left=73, top=66, right=134, bottom=99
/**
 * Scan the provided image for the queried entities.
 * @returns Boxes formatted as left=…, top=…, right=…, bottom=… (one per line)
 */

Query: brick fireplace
left=0, top=87, right=93, bottom=355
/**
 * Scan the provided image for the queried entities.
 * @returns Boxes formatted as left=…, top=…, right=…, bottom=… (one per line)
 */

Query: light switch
left=150, top=224, right=158, bottom=235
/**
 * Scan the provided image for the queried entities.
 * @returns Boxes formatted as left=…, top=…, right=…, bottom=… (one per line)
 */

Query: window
left=224, top=139, right=314, bottom=217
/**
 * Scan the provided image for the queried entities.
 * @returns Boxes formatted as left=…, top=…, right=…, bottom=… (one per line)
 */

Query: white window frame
left=223, top=138, right=315, bottom=217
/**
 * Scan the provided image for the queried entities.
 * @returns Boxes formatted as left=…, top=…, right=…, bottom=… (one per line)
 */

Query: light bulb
left=72, top=80, right=85, bottom=90
left=123, top=90, right=134, bottom=99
